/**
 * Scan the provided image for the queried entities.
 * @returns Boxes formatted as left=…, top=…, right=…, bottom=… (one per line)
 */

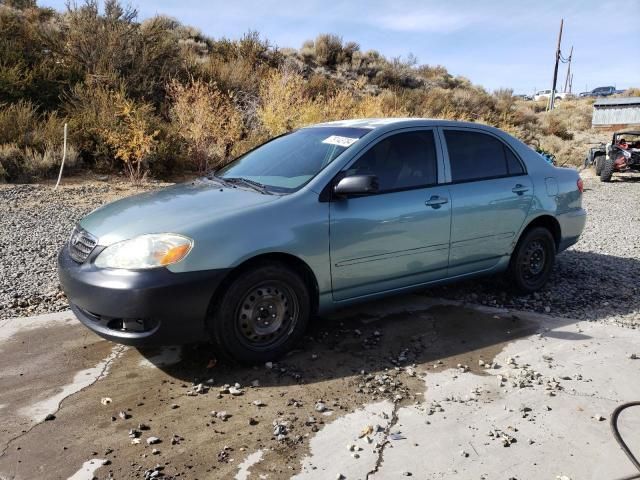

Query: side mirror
left=333, top=174, right=379, bottom=197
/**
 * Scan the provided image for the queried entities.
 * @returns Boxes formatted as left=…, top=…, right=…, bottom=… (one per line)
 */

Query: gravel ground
left=0, top=177, right=164, bottom=319
left=1, top=172, right=639, bottom=326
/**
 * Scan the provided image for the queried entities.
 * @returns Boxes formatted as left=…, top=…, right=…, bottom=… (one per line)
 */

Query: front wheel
left=207, top=262, right=310, bottom=364
left=509, top=227, right=556, bottom=294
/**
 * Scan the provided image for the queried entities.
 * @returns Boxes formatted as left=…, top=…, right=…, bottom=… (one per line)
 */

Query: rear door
left=441, top=128, right=533, bottom=276
left=329, top=129, right=451, bottom=301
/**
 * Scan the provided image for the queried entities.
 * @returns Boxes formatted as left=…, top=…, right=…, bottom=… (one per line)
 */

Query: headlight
left=94, top=234, right=193, bottom=269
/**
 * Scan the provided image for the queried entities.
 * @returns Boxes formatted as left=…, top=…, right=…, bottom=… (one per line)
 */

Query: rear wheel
left=594, top=155, right=604, bottom=176
left=207, top=262, right=310, bottom=364
left=600, top=156, right=615, bottom=182
left=509, top=227, right=556, bottom=294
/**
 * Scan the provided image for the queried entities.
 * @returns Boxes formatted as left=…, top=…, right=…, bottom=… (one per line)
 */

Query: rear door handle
left=512, top=184, right=529, bottom=195
left=425, top=195, right=448, bottom=208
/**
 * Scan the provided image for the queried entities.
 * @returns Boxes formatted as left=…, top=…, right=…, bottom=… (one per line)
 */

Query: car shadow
left=137, top=299, right=581, bottom=388
left=138, top=250, right=635, bottom=388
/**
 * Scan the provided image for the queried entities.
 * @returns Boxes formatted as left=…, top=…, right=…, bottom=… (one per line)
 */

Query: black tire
left=594, top=155, right=604, bottom=176
left=509, top=227, right=556, bottom=294
left=600, top=156, right=615, bottom=182
left=207, top=262, right=310, bottom=364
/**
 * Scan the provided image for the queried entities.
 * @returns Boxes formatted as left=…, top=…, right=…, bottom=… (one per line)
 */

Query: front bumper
left=58, top=246, right=229, bottom=345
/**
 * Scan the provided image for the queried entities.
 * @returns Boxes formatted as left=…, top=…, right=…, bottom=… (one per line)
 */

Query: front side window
left=346, top=130, right=438, bottom=192
left=216, top=127, right=371, bottom=193
left=444, top=130, right=523, bottom=182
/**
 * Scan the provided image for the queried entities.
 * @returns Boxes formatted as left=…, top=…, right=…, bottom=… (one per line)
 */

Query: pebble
left=146, top=437, right=160, bottom=445
left=215, top=411, right=231, bottom=421
left=229, top=386, right=243, bottom=396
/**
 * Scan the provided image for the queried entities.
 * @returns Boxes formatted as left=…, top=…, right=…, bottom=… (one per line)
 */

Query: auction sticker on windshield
left=322, top=135, right=359, bottom=147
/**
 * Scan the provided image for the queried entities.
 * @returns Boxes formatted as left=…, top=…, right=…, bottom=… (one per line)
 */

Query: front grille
left=68, top=226, right=98, bottom=263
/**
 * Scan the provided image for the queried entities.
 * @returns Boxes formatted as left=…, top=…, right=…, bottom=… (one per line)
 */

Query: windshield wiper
left=224, top=177, right=271, bottom=194
left=206, top=173, right=232, bottom=187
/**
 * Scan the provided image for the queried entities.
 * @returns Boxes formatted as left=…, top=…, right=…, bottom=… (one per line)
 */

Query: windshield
left=216, top=127, right=371, bottom=193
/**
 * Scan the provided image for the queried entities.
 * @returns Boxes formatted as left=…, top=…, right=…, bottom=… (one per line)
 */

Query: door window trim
left=438, top=126, right=528, bottom=185
left=320, top=127, right=445, bottom=202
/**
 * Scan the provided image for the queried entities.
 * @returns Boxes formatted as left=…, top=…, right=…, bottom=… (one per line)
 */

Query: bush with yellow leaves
left=102, top=95, right=159, bottom=184
left=168, top=78, right=244, bottom=173
left=258, top=70, right=408, bottom=136
left=257, top=69, right=324, bottom=136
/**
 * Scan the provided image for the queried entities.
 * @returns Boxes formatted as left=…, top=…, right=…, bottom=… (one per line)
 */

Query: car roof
left=307, top=118, right=483, bottom=131
left=615, top=130, right=640, bottom=136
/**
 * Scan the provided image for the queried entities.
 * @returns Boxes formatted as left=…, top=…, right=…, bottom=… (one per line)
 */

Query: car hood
left=80, top=179, right=280, bottom=245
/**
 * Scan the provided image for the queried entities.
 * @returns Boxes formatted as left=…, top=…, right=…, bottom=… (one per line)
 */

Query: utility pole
left=563, top=45, right=573, bottom=93
left=569, top=73, right=573, bottom=94
left=548, top=18, right=563, bottom=111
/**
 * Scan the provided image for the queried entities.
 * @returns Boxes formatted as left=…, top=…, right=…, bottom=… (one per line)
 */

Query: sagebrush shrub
left=0, top=100, right=39, bottom=147
left=168, top=78, right=243, bottom=173
left=314, top=34, right=343, bottom=67
left=102, top=94, right=159, bottom=184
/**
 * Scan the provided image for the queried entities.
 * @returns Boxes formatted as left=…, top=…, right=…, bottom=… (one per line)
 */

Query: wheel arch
left=209, top=252, right=320, bottom=316
left=517, top=215, right=561, bottom=251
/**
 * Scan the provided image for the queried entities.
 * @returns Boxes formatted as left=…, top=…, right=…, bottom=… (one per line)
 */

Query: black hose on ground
left=611, top=402, right=640, bottom=480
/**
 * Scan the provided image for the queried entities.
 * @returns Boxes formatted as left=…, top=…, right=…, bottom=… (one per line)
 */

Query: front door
left=329, top=129, right=451, bottom=301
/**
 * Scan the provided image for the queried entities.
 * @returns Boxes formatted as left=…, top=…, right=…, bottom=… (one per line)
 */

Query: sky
left=39, top=0, right=640, bottom=94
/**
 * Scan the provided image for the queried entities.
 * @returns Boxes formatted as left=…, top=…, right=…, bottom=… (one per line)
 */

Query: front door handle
left=425, top=195, right=448, bottom=208
left=512, top=184, right=529, bottom=195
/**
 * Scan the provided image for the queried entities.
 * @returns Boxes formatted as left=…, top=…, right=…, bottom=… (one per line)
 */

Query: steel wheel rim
left=520, top=239, right=547, bottom=281
left=235, top=281, right=299, bottom=350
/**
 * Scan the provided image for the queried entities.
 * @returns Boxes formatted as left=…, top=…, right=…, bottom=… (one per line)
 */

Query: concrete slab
left=0, top=299, right=638, bottom=480
left=292, top=315, right=640, bottom=480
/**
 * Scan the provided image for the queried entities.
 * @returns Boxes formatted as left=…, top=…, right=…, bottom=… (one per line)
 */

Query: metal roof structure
left=593, top=97, right=640, bottom=107
left=592, top=97, right=640, bottom=127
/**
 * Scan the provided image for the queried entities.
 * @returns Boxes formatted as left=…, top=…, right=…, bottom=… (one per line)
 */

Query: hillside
left=0, top=0, right=633, bottom=183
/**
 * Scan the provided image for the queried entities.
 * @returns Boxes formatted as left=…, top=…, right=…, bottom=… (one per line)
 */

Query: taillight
left=577, top=177, right=584, bottom=193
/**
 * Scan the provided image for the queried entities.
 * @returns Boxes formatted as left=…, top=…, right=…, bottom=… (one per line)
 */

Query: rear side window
left=349, top=130, right=438, bottom=191
left=444, top=130, right=523, bottom=182
left=505, top=147, right=524, bottom=175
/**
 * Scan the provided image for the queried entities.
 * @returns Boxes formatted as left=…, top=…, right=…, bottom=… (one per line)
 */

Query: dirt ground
left=1, top=295, right=638, bottom=480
